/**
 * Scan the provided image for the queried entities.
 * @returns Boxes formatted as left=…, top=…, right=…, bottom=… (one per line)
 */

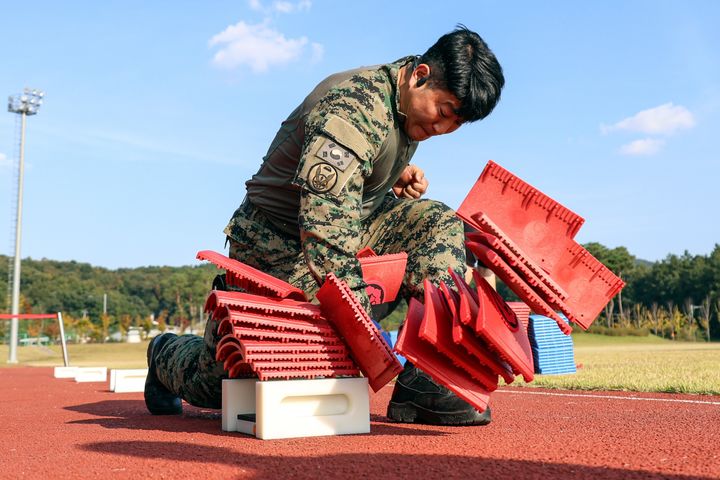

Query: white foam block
left=255, top=377, right=370, bottom=440
left=74, top=367, right=108, bottom=383
left=111, top=369, right=149, bottom=393
left=222, top=378, right=257, bottom=433
left=53, top=366, right=78, bottom=378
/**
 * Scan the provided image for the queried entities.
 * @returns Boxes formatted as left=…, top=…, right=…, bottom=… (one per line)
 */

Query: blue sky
left=1, top=1, right=718, bottom=269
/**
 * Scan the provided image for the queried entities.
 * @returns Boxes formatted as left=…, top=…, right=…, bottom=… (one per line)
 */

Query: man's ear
left=413, top=63, right=431, bottom=88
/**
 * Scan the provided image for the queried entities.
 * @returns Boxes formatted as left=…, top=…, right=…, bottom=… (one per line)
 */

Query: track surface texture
left=2, top=367, right=719, bottom=479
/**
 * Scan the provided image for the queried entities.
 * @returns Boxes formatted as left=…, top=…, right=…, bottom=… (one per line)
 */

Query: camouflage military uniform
left=155, top=57, right=467, bottom=408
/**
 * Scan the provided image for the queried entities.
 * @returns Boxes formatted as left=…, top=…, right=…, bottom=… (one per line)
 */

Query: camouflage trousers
left=154, top=194, right=466, bottom=409
left=226, top=195, right=467, bottom=302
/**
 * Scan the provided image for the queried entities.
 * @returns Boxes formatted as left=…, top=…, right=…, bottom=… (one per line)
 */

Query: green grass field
left=527, top=333, right=720, bottom=395
left=2, top=334, right=719, bottom=395
left=0, top=342, right=149, bottom=369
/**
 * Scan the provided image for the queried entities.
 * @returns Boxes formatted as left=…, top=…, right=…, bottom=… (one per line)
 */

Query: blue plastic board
left=531, top=343, right=574, bottom=351
left=533, top=350, right=575, bottom=360
left=534, top=357, right=576, bottom=366
left=534, top=359, right=576, bottom=369
left=536, top=360, right=576, bottom=368
left=536, top=368, right=576, bottom=375
left=533, top=350, right=573, bottom=358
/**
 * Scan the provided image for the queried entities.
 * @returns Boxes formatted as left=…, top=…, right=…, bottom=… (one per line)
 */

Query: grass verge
left=0, top=342, right=149, bottom=369
left=524, top=333, right=720, bottom=395
left=2, top=334, right=719, bottom=395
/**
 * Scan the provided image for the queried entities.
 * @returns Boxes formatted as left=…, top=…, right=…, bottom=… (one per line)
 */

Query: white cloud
left=209, top=20, right=322, bottom=73
left=602, top=103, right=695, bottom=136
left=210, top=21, right=308, bottom=72
left=273, top=1, right=295, bottom=13
left=619, top=138, right=666, bottom=156
left=248, top=0, right=311, bottom=14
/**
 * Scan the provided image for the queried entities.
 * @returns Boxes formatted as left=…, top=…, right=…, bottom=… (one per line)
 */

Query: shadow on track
left=65, top=400, right=449, bottom=437
left=79, top=440, right=711, bottom=480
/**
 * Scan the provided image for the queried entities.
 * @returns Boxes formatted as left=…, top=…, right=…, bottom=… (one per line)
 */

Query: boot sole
left=387, top=401, right=491, bottom=426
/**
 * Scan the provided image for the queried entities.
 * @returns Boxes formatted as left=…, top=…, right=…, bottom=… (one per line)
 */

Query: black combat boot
left=144, top=333, right=183, bottom=415
left=386, top=362, right=491, bottom=426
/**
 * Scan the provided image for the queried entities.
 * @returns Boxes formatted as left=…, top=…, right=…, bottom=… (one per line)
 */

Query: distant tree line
left=2, top=243, right=719, bottom=342
left=0, top=255, right=217, bottom=342
left=582, top=243, right=720, bottom=341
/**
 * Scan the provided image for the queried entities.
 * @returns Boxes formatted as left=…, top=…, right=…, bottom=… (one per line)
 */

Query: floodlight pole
left=8, top=112, right=26, bottom=364
left=7, top=88, right=43, bottom=364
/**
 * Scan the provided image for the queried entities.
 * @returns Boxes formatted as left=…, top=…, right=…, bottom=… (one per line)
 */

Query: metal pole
left=57, top=312, right=69, bottom=367
left=8, top=112, right=26, bottom=364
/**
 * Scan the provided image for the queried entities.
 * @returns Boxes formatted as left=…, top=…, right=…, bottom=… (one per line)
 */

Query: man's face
left=402, top=68, right=463, bottom=142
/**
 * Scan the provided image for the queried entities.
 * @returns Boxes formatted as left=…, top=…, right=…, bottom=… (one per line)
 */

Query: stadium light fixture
left=6, top=87, right=44, bottom=363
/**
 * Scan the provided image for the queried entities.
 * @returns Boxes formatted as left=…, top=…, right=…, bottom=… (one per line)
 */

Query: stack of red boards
left=199, top=251, right=401, bottom=392
left=457, top=161, right=625, bottom=332
left=207, top=290, right=360, bottom=381
left=394, top=270, right=534, bottom=413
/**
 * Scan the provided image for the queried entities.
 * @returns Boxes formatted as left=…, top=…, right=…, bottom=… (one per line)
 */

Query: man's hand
left=392, top=165, right=429, bottom=199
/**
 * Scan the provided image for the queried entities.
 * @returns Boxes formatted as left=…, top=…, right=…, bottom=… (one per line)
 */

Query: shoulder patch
left=314, top=138, right=355, bottom=172
left=307, top=162, right=338, bottom=193
left=322, top=115, right=374, bottom=162
left=296, top=135, right=361, bottom=197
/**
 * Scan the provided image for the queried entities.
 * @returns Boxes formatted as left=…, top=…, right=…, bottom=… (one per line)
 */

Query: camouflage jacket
left=228, top=57, right=419, bottom=313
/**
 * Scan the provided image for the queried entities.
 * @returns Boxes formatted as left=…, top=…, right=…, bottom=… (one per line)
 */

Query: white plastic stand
left=74, top=367, right=108, bottom=383
left=53, top=366, right=78, bottom=378
left=110, top=369, right=148, bottom=392
left=222, top=377, right=370, bottom=440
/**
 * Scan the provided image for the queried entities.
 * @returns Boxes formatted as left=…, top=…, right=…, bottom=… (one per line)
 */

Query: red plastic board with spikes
left=197, top=250, right=307, bottom=301
left=508, top=302, right=531, bottom=332
left=467, top=214, right=569, bottom=299
left=394, top=298, right=491, bottom=412
left=238, top=340, right=350, bottom=358
left=250, top=360, right=359, bottom=373
left=216, top=307, right=336, bottom=336
left=253, top=368, right=362, bottom=382
left=439, top=281, right=515, bottom=383
left=467, top=241, right=572, bottom=335
left=218, top=322, right=344, bottom=345
left=548, top=242, right=626, bottom=329
left=448, top=268, right=531, bottom=380
left=204, top=290, right=322, bottom=320
left=216, top=335, right=243, bottom=361
left=468, top=214, right=625, bottom=330
left=356, top=248, right=408, bottom=305
left=446, top=270, right=479, bottom=328
left=471, top=271, right=535, bottom=382
left=244, top=351, right=351, bottom=363
left=466, top=238, right=573, bottom=327
left=418, top=281, right=499, bottom=391
left=457, top=161, right=584, bottom=272
left=316, top=273, right=402, bottom=392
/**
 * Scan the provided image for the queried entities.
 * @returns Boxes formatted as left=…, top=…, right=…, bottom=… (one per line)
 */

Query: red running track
left=1, top=367, right=718, bottom=479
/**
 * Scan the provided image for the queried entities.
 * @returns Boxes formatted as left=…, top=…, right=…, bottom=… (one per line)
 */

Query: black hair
left=418, top=25, right=505, bottom=123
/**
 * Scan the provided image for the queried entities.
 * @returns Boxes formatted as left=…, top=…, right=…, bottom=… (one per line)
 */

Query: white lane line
left=495, top=389, right=720, bottom=406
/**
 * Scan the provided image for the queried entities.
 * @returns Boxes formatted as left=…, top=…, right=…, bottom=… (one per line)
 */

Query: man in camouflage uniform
left=146, top=26, right=505, bottom=426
